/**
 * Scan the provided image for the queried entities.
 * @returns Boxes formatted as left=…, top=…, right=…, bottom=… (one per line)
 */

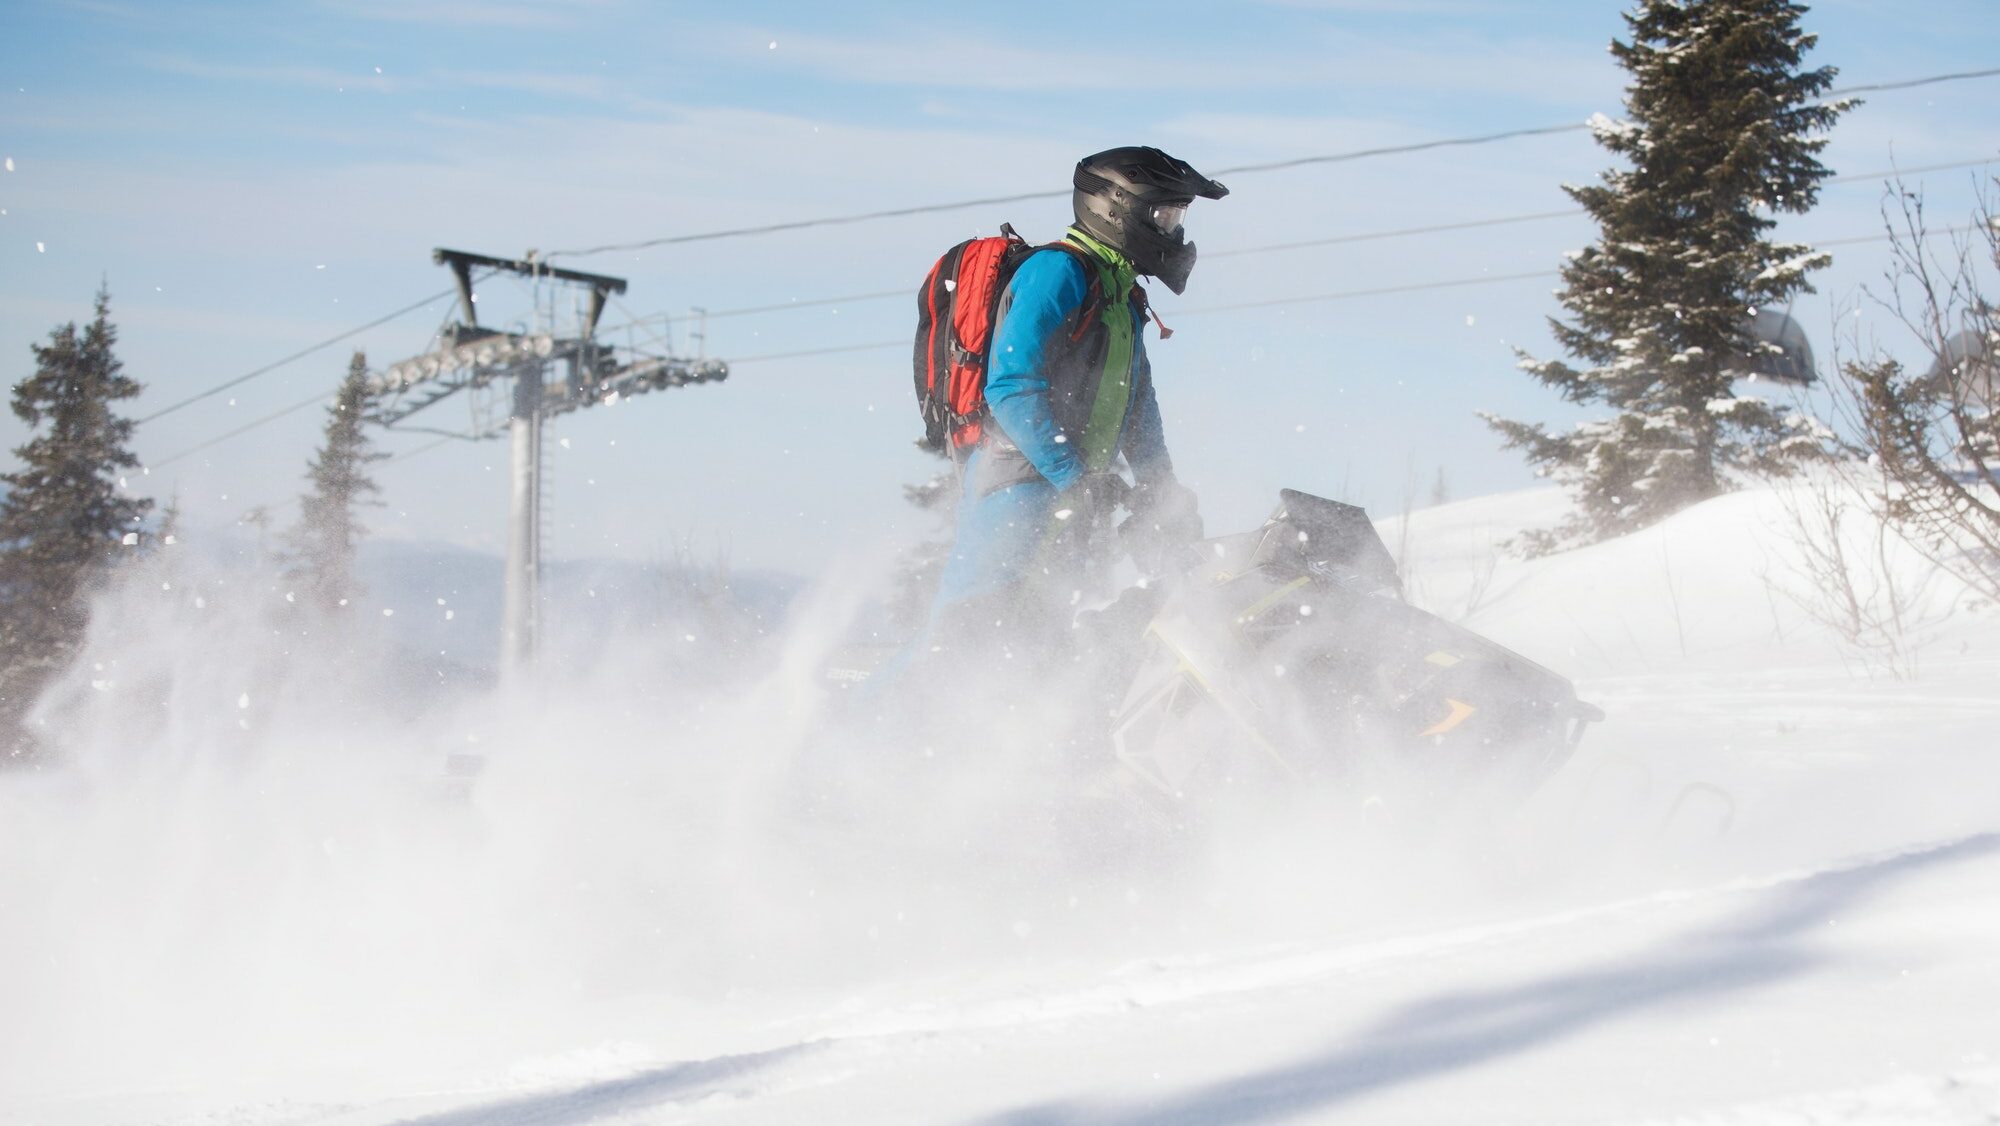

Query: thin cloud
left=689, top=21, right=1606, bottom=104
left=311, top=0, right=611, bottom=30
left=438, top=69, right=620, bottom=102
left=692, top=25, right=1320, bottom=93
left=1254, top=0, right=1501, bottom=10
left=1327, top=34, right=1614, bottom=103
left=136, top=53, right=402, bottom=92
left=132, top=53, right=623, bottom=105
left=49, top=0, right=178, bottom=21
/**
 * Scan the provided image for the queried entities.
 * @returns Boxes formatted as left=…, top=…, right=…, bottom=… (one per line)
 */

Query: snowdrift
left=3, top=479, right=1997, bottom=1126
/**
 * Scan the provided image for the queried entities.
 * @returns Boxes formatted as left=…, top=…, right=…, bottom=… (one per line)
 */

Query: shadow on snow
left=388, top=1042, right=823, bottom=1126
left=978, top=832, right=2000, bottom=1126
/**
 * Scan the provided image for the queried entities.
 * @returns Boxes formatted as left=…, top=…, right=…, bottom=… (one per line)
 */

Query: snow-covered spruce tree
left=1483, top=0, right=1847, bottom=550
left=0, top=288, right=152, bottom=739
left=286, top=351, right=386, bottom=612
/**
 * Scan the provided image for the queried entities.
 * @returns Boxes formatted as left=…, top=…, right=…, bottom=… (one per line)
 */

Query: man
left=927, top=146, right=1226, bottom=659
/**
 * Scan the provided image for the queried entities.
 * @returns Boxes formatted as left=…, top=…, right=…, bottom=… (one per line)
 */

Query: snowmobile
left=826, top=488, right=1603, bottom=819
left=1100, top=489, right=1601, bottom=816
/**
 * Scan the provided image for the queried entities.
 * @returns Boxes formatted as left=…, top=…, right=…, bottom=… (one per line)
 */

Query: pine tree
left=287, top=351, right=386, bottom=611
left=0, top=287, right=152, bottom=721
left=155, top=490, right=183, bottom=547
left=1483, top=0, right=1848, bottom=550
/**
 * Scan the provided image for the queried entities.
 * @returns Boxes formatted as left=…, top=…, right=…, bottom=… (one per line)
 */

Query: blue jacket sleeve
left=985, top=249, right=1090, bottom=490
left=1122, top=349, right=1175, bottom=486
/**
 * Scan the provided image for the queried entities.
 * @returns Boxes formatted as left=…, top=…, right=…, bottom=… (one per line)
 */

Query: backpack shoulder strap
left=1038, top=239, right=1110, bottom=341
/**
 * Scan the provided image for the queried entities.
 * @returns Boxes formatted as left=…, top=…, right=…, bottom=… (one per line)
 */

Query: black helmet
left=1072, top=146, right=1229, bottom=295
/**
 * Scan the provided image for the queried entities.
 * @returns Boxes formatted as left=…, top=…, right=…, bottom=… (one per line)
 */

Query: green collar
left=1063, top=226, right=1138, bottom=288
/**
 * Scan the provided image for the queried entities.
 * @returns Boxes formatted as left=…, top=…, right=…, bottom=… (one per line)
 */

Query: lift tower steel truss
left=371, top=248, right=727, bottom=675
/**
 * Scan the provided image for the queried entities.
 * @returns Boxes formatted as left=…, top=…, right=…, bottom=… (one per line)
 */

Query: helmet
left=1072, top=146, right=1229, bottom=295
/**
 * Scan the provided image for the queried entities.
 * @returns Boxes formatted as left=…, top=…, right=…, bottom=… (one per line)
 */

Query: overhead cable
left=147, top=214, right=1978, bottom=464
left=139, top=288, right=455, bottom=424
left=687, top=155, right=1997, bottom=322
left=546, top=66, right=2000, bottom=261
left=149, top=389, right=336, bottom=468
left=722, top=221, right=1983, bottom=365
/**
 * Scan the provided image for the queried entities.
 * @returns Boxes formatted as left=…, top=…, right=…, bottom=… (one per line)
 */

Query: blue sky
left=2, top=0, right=1996, bottom=570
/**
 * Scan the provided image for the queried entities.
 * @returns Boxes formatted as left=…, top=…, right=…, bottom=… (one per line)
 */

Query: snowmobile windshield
left=1148, top=202, right=1189, bottom=239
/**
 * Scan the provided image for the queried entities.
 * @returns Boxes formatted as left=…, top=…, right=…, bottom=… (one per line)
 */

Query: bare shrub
left=1819, top=179, right=2000, bottom=607
left=1759, top=466, right=1947, bottom=679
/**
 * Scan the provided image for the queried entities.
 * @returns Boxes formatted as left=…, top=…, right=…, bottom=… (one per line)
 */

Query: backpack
left=913, top=225, right=1105, bottom=456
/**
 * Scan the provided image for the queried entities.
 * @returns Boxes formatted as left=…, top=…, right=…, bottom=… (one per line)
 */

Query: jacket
left=967, top=229, right=1175, bottom=498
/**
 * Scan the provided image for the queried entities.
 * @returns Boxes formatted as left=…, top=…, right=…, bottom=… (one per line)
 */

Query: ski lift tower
left=371, top=248, right=728, bottom=676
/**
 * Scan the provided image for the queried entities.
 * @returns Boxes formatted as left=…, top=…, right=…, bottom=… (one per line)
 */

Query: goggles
left=1148, top=201, right=1189, bottom=238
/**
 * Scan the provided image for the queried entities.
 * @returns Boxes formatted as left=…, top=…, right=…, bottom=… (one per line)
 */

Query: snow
left=5, top=480, right=2000, bottom=1125
left=1706, top=396, right=1761, bottom=415
left=1754, top=251, right=1832, bottom=284
left=1588, top=112, right=1643, bottom=145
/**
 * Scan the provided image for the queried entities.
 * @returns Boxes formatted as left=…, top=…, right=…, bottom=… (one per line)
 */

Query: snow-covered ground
left=5, top=481, right=1999, bottom=1126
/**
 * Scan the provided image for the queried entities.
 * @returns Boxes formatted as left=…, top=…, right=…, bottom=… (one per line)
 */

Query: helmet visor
left=1148, top=201, right=1189, bottom=239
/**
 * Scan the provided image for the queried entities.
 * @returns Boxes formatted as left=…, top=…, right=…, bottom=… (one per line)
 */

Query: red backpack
left=913, top=225, right=1103, bottom=455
